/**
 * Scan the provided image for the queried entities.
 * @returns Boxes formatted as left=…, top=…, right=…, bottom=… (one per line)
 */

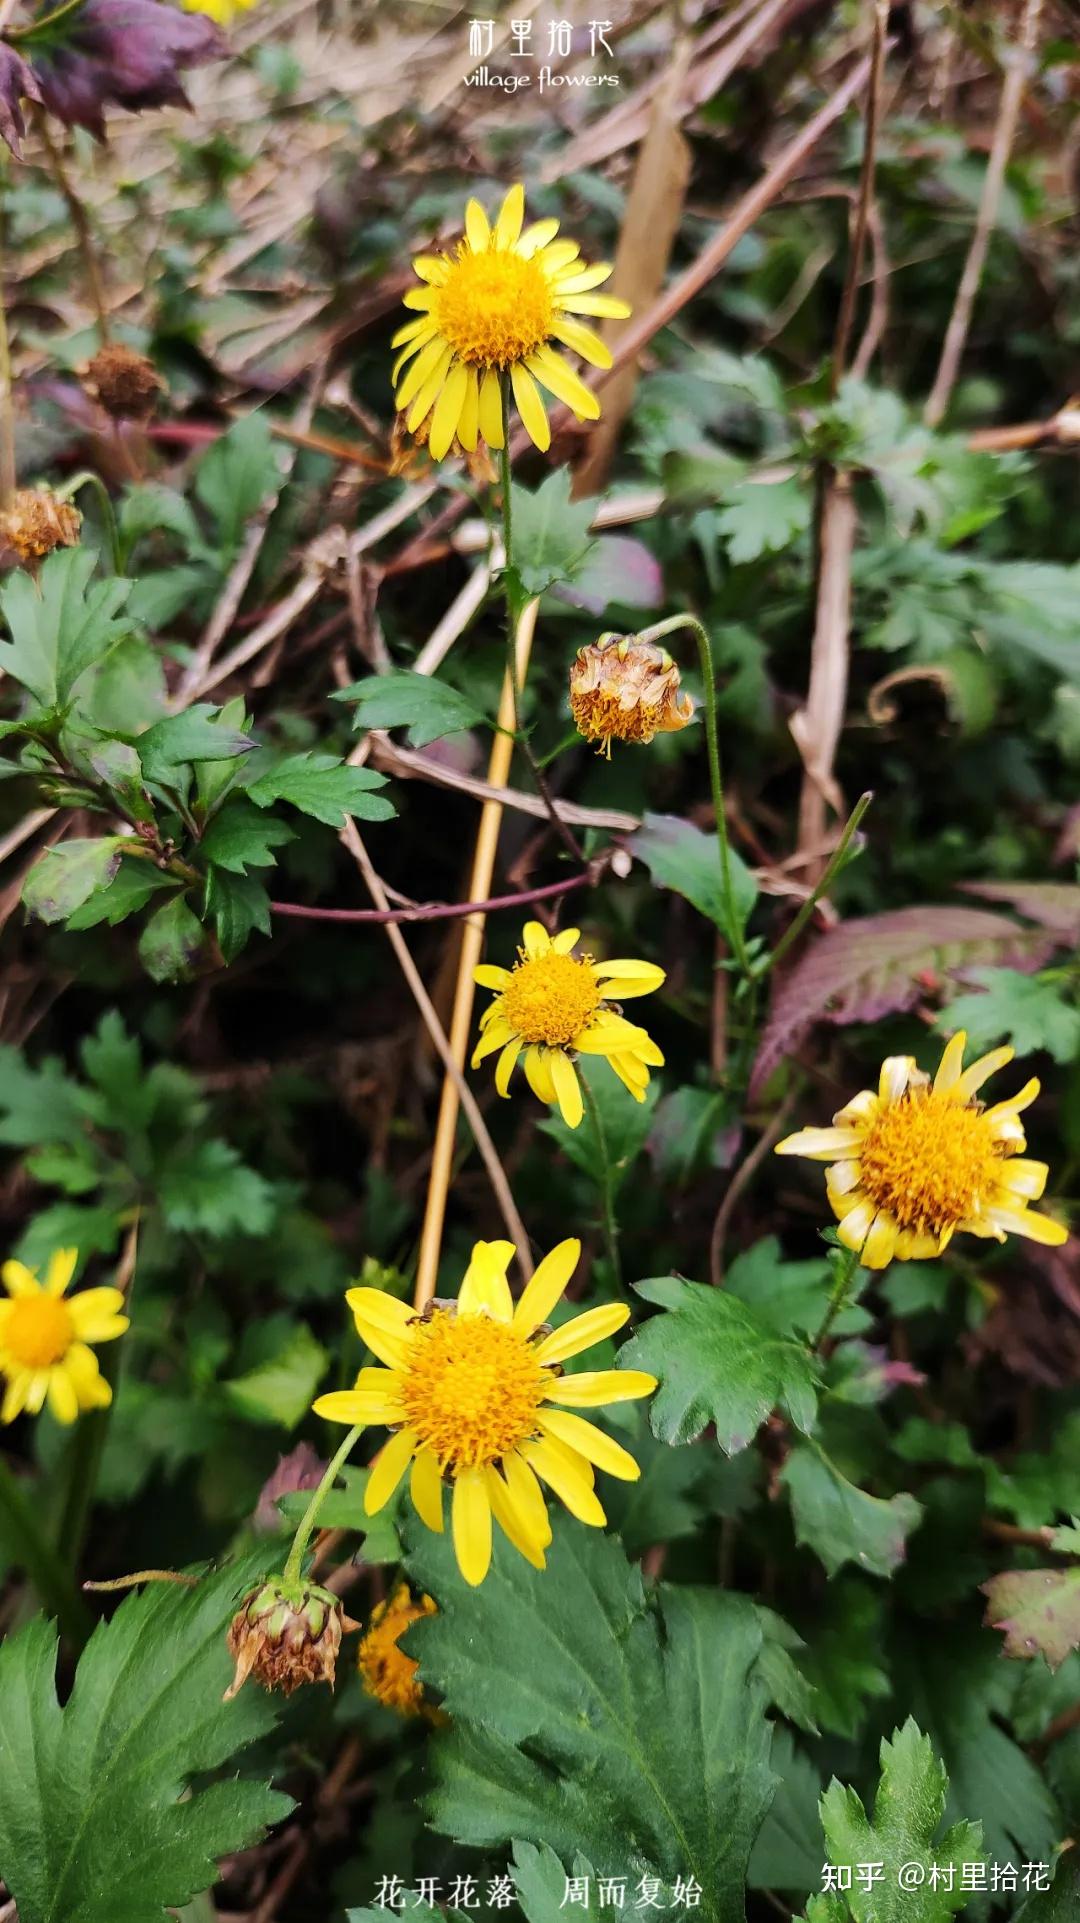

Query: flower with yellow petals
left=570, top=632, right=695, bottom=756
left=775, top=1032, right=1069, bottom=1270
left=0, top=1249, right=128, bottom=1425
left=391, top=182, right=630, bottom=459
left=313, top=1239, right=656, bottom=1587
left=471, top=920, right=665, bottom=1129
left=182, top=0, right=256, bottom=22
left=358, top=1583, right=438, bottom=1719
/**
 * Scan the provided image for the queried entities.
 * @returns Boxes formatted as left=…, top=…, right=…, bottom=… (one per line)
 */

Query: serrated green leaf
left=725, top=1236, right=870, bottom=1340
left=158, top=1137, right=274, bottom=1237
left=199, top=798, right=295, bottom=876
left=748, top=1729, right=824, bottom=1893
left=137, top=894, right=205, bottom=983
left=539, top=1075, right=658, bottom=1194
left=118, top=482, right=202, bottom=554
left=512, top=1841, right=602, bottom=1923
left=0, top=549, right=134, bottom=710
left=937, top=970, right=1080, bottom=1064
left=22, top=837, right=126, bottom=924
left=717, top=474, right=810, bottom=564
left=781, top=1438, right=923, bottom=1579
left=818, top=1720, right=983, bottom=1923
left=0, top=1049, right=83, bottom=1147
left=1015, top=1856, right=1080, bottom=1919
left=247, top=750, right=395, bottom=827
left=622, top=1275, right=820, bottom=1453
left=66, top=858, right=177, bottom=930
left=632, top=812, right=757, bottom=946
left=510, top=470, right=596, bottom=596
left=0, top=1557, right=293, bottom=1923
left=409, top=1516, right=776, bottom=1923
left=203, top=866, right=271, bottom=962
left=983, top=1564, right=1080, bottom=1671
left=336, top=671, right=486, bottom=749
left=194, top=414, right=282, bottom=554
left=224, top=1320, right=328, bottom=1428
left=137, top=706, right=254, bottom=785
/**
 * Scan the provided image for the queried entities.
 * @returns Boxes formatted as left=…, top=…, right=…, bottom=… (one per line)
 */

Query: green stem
left=283, top=1424, right=362, bottom=1585
left=580, top=1069, right=622, bottom=1291
left=55, top=469, right=123, bottom=575
left=10, top=0, right=86, bottom=38
left=0, top=1454, right=93, bottom=1645
left=812, top=1244, right=862, bottom=1352
left=635, top=613, right=751, bottom=975
left=756, top=790, right=873, bottom=982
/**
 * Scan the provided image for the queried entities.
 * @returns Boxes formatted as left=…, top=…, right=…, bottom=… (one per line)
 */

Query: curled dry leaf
left=28, top=0, right=227, bottom=140
left=0, top=46, right=41, bottom=158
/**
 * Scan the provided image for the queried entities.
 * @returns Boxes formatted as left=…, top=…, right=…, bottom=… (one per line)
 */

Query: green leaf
left=247, top=751, right=395, bottom=826
left=137, top=706, right=254, bottom=784
left=158, top=1138, right=275, bottom=1237
left=716, top=474, right=811, bottom=565
left=623, top=1275, right=820, bottom=1453
left=118, top=482, right=202, bottom=553
left=1016, top=1856, right=1080, bottom=1919
left=512, top=1841, right=602, bottom=1923
left=725, top=1236, right=870, bottom=1340
left=0, top=1049, right=83, bottom=1147
left=199, top=799, right=295, bottom=876
left=0, top=1557, right=293, bottom=1923
left=409, top=1516, right=776, bottom=1923
left=781, top=1438, right=923, bottom=1579
left=633, top=812, right=757, bottom=946
left=86, top=738, right=154, bottom=824
left=335, top=671, right=486, bottom=749
left=22, top=837, right=126, bottom=924
left=275, top=1466, right=400, bottom=1562
left=66, top=859, right=177, bottom=930
left=539, top=1075, right=659, bottom=1194
left=509, top=470, right=596, bottom=597
left=794, top=1579, right=890, bottom=1740
left=748, top=1729, right=824, bottom=1893
left=937, top=969, right=1080, bottom=1064
left=224, top=1321, right=328, bottom=1428
left=0, top=549, right=134, bottom=710
left=137, top=894, right=205, bottom=983
left=194, top=414, right=282, bottom=553
left=817, top=1720, right=983, bottom=1922
left=983, top=1565, right=1080, bottom=1671
left=203, top=867, right=271, bottom=962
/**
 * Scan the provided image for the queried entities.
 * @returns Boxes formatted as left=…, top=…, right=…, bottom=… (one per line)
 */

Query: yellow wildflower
left=471, top=920, right=665, bottom=1128
left=776, top=1031, right=1069, bottom=1269
left=0, top=1249, right=128, bottom=1424
left=570, top=633, right=694, bottom=755
left=391, top=182, right=629, bottom=458
left=181, top=0, right=256, bottom=21
left=313, top=1239, right=656, bottom=1586
left=358, top=1583, right=437, bottom=1718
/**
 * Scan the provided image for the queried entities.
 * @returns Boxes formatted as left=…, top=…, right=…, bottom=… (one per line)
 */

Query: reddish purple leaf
left=0, top=47, right=41, bottom=158
left=983, top=1566, right=1080, bottom=1671
left=31, top=0, right=226, bottom=138
left=959, top=878, right=1080, bottom=939
left=750, top=904, right=1057, bottom=1097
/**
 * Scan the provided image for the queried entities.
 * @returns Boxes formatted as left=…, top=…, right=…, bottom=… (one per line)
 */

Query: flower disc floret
left=776, top=1031, right=1069, bottom=1269
left=399, top=1309, right=548, bottom=1471
left=500, top=949, right=603, bottom=1048
left=433, top=247, right=554, bottom=368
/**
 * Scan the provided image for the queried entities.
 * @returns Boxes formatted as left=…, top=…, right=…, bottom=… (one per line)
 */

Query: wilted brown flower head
left=390, top=409, right=497, bottom=487
left=358, top=1583, right=438, bottom=1719
left=0, top=489, right=81, bottom=569
left=569, top=632, right=694, bottom=756
left=83, top=343, right=165, bottom=421
left=224, top=1577, right=357, bottom=1701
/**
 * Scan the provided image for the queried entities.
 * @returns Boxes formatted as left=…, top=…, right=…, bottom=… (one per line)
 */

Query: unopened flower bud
left=0, top=488, right=81, bottom=568
left=358, top=1582, right=439, bottom=1719
left=224, top=1576, right=357, bottom=1701
left=82, top=343, right=165, bottom=421
left=569, top=632, right=694, bottom=756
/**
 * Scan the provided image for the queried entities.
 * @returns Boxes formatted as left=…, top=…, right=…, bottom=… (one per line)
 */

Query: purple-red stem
left=270, top=869, right=593, bottom=927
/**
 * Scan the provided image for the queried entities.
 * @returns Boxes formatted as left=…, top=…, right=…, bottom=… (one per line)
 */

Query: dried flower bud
left=0, top=489, right=81, bottom=568
left=83, top=343, right=165, bottom=420
left=224, top=1576, right=357, bottom=1701
left=569, top=632, right=694, bottom=756
left=358, top=1583, right=438, bottom=1719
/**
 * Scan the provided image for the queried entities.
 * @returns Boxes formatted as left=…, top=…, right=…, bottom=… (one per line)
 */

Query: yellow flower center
left=358, top=1584, right=437, bottom=1718
left=398, top=1309, right=548, bottom=1472
left=433, top=247, right=554, bottom=368
left=500, top=949, right=602, bottom=1047
left=857, top=1088, right=1004, bottom=1234
left=5, top=1295, right=73, bottom=1369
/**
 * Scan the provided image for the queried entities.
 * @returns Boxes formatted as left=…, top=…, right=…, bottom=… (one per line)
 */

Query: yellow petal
left=520, top=1437, right=606, bottom=1525
left=544, top=1367, right=656, bottom=1407
left=495, top=182, right=525, bottom=249
left=551, top=316, right=612, bottom=369
left=593, top=959, right=665, bottom=994
left=485, top=1465, right=547, bottom=1568
left=551, top=927, right=581, bottom=954
left=495, top=1038, right=523, bottom=1097
left=364, top=1427, right=418, bottom=1513
left=478, top=368, right=504, bottom=447
left=558, top=293, right=631, bottom=320
left=411, top=254, right=449, bottom=283
left=550, top=1050, right=584, bottom=1129
left=2, top=1370, right=30, bottom=1423
left=836, top=1197, right=876, bottom=1252
left=47, top=1367, right=79, bottom=1426
left=429, top=360, right=469, bottom=461
left=607, top=1053, right=650, bottom=1099
left=472, top=1018, right=517, bottom=1065
left=501, top=1448, right=552, bottom=1543
left=391, top=315, right=433, bottom=348
left=457, top=367, right=480, bottom=451
left=518, top=217, right=560, bottom=258
left=510, top=362, right=550, bottom=452
left=458, top=1240, right=516, bottom=1322
left=68, top=1288, right=127, bottom=1342
left=538, top=1408, right=640, bottom=1481
left=465, top=198, right=490, bottom=252
left=474, top=964, right=511, bottom=990
left=405, top=346, right=454, bottom=432
left=452, top=1467, right=492, bottom=1585
left=953, top=1045, right=1015, bottom=1103
left=879, top=1056, right=917, bottom=1105
left=995, top=1158, right=1048, bottom=1200
left=313, top=1390, right=400, bottom=1424
left=45, top=1248, right=78, bottom=1296
left=525, top=347, right=599, bottom=421
left=775, top=1126, right=863, bottom=1161
left=538, top=239, right=581, bottom=274
left=985, top=1206, right=1068, bottom=1247
left=2, top=1261, right=39, bottom=1299
left=861, top=1210, right=899, bottom=1270
left=552, top=263, right=614, bottom=293
left=533, top=1302, right=630, bottom=1365
left=513, top=1238, right=581, bottom=1335
left=395, top=332, right=449, bottom=409
left=522, top=921, right=551, bottom=957
left=523, top=1045, right=558, bottom=1105
left=933, top=1029, right=968, bottom=1094
left=410, top=1448, right=444, bottom=1534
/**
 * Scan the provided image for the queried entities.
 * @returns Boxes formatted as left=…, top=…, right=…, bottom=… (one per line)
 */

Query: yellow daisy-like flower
left=358, top=1583, right=438, bottom=1719
left=775, top=1031, right=1069, bottom=1270
left=391, top=182, right=630, bottom=459
left=0, top=1249, right=128, bottom=1425
left=313, top=1238, right=656, bottom=1587
left=471, top=920, right=665, bottom=1129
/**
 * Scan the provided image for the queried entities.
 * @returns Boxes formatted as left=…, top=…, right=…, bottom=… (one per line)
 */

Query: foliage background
left=0, top=1, right=1078, bottom=1919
